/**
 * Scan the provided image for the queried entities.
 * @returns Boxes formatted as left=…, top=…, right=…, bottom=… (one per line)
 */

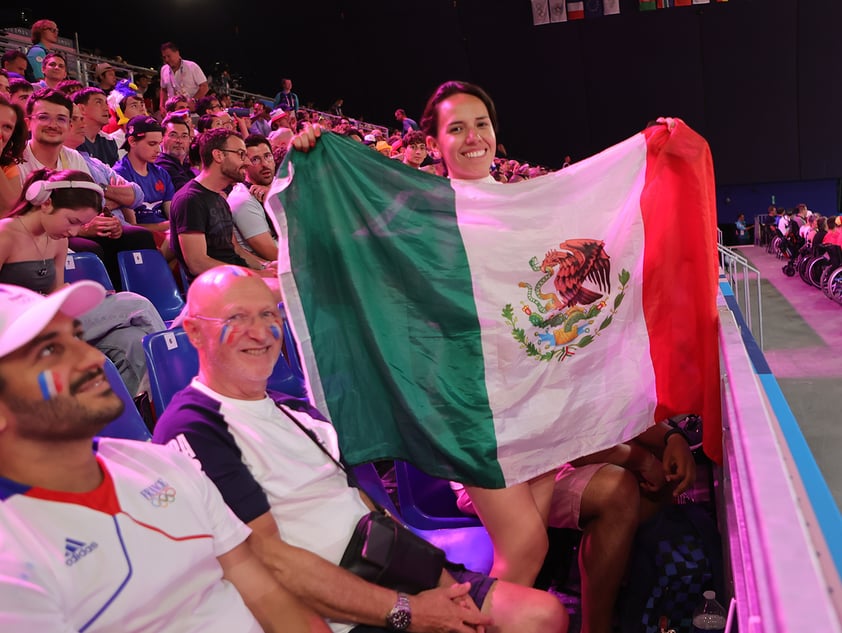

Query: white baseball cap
left=0, top=282, right=106, bottom=358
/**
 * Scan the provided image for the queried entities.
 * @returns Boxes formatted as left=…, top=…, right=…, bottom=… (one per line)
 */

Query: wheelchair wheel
left=826, top=267, right=842, bottom=305
left=782, top=261, right=796, bottom=276
left=799, top=255, right=814, bottom=284
left=820, top=265, right=835, bottom=296
left=807, top=257, right=829, bottom=288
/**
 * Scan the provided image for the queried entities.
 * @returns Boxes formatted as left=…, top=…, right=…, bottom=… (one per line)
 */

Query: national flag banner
left=567, top=0, right=585, bottom=20
left=692, top=0, right=711, bottom=3
left=267, top=120, right=721, bottom=488
left=584, top=0, right=620, bottom=18
left=531, top=0, right=551, bottom=25
left=549, top=0, right=568, bottom=22
left=639, top=0, right=657, bottom=10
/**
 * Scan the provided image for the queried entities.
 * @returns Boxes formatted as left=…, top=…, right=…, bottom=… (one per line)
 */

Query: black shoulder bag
left=275, top=403, right=445, bottom=594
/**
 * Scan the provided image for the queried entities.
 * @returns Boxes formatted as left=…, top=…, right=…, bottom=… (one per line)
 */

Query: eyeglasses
left=190, top=309, right=283, bottom=335
left=43, top=26, right=59, bottom=33
left=249, top=152, right=275, bottom=166
left=31, top=113, right=70, bottom=126
left=217, top=148, right=247, bottom=161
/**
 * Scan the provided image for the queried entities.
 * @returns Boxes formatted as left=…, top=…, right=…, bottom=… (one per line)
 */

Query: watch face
left=387, top=608, right=411, bottom=631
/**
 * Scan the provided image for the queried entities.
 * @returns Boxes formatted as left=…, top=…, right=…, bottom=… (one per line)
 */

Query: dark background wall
left=6, top=0, right=842, bottom=191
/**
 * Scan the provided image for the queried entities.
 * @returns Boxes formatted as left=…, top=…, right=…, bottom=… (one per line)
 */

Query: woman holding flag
left=291, top=80, right=698, bottom=633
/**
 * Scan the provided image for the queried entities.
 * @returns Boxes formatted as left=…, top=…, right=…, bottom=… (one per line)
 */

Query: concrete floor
left=737, top=245, right=842, bottom=506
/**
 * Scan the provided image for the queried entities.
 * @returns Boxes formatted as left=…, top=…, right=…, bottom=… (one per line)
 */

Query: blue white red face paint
left=37, top=370, right=63, bottom=400
left=219, top=325, right=237, bottom=345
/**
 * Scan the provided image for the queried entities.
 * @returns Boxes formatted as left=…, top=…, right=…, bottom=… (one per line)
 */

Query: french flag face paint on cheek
left=269, top=324, right=281, bottom=340
left=220, top=325, right=238, bottom=345
left=38, top=370, right=63, bottom=400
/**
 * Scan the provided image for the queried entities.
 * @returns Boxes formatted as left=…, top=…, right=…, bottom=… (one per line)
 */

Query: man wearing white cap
left=0, top=281, right=326, bottom=633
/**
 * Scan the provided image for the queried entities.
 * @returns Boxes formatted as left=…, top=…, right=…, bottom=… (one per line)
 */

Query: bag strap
left=272, top=400, right=390, bottom=515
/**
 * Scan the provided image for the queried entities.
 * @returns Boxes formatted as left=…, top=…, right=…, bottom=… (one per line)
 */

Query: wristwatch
left=386, top=592, right=411, bottom=631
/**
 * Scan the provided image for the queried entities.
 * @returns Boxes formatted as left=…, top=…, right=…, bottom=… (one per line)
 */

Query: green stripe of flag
left=277, top=133, right=505, bottom=487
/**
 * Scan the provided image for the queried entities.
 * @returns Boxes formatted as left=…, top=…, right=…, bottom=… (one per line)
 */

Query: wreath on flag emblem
left=502, top=239, right=630, bottom=363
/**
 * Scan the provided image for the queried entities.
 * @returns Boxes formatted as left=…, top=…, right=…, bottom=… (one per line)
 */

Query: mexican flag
left=267, top=119, right=721, bottom=488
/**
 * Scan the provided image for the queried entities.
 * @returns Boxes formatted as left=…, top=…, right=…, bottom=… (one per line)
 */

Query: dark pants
left=69, top=226, right=156, bottom=291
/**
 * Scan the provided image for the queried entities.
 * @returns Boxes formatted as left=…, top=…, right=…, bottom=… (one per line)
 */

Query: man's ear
left=182, top=316, right=203, bottom=348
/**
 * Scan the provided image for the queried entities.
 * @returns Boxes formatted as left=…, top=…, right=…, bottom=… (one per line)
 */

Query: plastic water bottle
left=692, top=590, right=727, bottom=632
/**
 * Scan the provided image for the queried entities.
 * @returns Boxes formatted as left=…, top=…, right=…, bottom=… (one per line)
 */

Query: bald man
left=153, top=265, right=568, bottom=633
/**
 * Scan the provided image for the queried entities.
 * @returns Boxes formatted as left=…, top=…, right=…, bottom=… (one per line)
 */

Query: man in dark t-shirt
left=170, top=128, right=278, bottom=284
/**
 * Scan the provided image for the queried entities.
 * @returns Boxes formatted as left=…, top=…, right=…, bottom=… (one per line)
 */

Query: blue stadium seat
left=143, top=326, right=306, bottom=417
left=393, top=460, right=483, bottom=530
left=97, top=358, right=152, bottom=441
left=353, top=463, right=493, bottom=574
left=64, top=252, right=115, bottom=292
left=117, top=250, right=185, bottom=323
left=142, top=328, right=198, bottom=417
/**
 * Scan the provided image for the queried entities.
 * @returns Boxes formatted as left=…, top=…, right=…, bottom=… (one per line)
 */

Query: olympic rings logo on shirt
left=148, top=487, right=177, bottom=507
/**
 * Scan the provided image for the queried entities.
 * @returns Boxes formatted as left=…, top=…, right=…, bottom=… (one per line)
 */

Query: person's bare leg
left=466, top=471, right=556, bottom=586
left=481, top=578, right=569, bottom=633
left=577, top=464, right=640, bottom=633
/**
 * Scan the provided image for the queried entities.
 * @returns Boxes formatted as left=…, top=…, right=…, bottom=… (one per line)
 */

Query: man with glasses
left=27, top=19, right=60, bottom=81
left=170, top=128, right=278, bottom=285
left=151, top=265, right=568, bottom=633
left=19, top=88, right=89, bottom=179
left=228, top=134, right=279, bottom=261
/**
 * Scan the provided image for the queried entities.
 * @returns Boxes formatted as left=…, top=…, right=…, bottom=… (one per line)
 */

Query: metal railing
left=718, top=242, right=764, bottom=349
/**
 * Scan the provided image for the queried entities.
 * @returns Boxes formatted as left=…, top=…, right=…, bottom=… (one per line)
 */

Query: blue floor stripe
left=757, top=373, right=842, bottom=574
left=720, top=277, right=842, bottom=574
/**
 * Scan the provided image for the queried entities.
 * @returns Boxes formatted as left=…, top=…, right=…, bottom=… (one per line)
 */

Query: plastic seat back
left=143, top=328, right=198, bottom=416
left=117, top=250, right=185, bottom=322
left=143, top=327, right=307, bottom=418
left=394, top=461, right=483, bottom=529
left=354, top=463, right=493, bottom=574
left=64, top=252, right=115, bottom=292
left=97, top=358, right=152, bottom=441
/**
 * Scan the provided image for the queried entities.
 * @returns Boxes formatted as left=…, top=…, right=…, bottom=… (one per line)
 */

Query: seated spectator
left=0, top=95, right=26, bottom=212
left=155, top=112, right=196, bottom=192
left=0, top=169, right=165, bottom=394
left=1, top=50, right=28, bottom=79
left=73, top=87, right=120, bottom=166
left=170, top=129, right=278, bottom=287
left=63, top=100, right=144, bottom=226
left=56, top=78, right=84, bottom=95
left=93, top=62, right=118, bottom=95
left=228, top=134, right=278, bottom=261
left=400, top=130, right=428, bottom=169
left=8, top=77, right=33, bottom=108
left=164, top=93, right=191, bottom=114
left=32, top=52, right=67, bottom=91
left=113, top=116, right=174, bottom=239
left=0, top=280, right=328, bottom=633
left=152, top=265, right=568, bottom=633
left=104, top=79, right=147, bottom=146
